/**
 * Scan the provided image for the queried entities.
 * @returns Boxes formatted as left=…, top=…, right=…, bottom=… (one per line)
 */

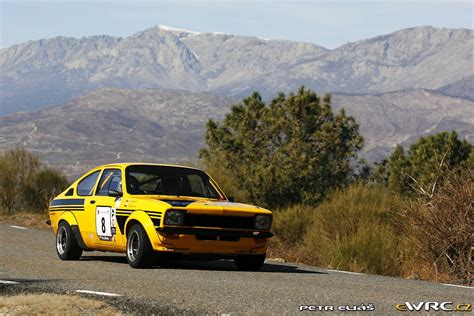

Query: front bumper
left=156, top=227, right=273, bottom=238
left=153, top=227, right=272, bottom=255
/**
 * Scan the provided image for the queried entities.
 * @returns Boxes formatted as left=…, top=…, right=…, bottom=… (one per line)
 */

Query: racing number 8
left=101, top=217, right=106, bottom=233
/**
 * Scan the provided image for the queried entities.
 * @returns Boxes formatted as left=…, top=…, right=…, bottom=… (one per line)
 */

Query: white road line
left=0, top=280, right=20, bottom=284
left=443, top=283, right=473, bottom=290
left=10, top=225, right=28, bottom=230
left=327, top=269, right=365, bottom=275
left=76, top=290, right=121, bottom=297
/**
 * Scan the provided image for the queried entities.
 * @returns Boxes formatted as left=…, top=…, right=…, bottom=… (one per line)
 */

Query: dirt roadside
left=0, top=212, right=50, bottom=230
left=0, top=293, right=122, bottom=315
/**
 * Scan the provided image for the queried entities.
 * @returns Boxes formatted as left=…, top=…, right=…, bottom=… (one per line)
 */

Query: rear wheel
left=234, top=254, right=266, bottom=271
left=56, top=221, right=83, bottom=260
left=126, top=224, right=153, bottom=268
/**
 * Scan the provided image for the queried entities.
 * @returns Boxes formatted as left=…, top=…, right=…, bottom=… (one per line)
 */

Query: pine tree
left=200, top=87, right=364, bottom=208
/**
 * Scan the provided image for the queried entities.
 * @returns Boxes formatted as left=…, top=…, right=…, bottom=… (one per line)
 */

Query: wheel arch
left=55, top=211, right=78, bottom=233
left=124, top=211, right=159, bottom=247
left=56, top=212, right=91, bottom=251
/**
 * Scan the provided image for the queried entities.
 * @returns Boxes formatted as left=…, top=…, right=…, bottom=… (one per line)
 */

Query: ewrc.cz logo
left=395, top=302, right=472, bottom=312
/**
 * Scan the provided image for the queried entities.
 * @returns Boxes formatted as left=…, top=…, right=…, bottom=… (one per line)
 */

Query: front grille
left=183, top=213, right=255, bottom=230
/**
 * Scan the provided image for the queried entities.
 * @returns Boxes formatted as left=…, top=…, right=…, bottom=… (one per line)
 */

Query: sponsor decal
left=161, top=199, right=194, bottom=207
left=96, top=206, right=113, bottom=239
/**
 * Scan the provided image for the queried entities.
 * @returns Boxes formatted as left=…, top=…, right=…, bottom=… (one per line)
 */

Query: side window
left=96, top=169, right=122, bottom=196
left=77, top=171, right=101, bottom=196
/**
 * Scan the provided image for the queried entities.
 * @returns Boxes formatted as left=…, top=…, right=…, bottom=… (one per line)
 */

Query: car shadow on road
left=80, top=255, right=326, bottom=274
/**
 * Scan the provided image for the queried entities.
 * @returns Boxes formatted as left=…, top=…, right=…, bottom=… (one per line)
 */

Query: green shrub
left=24, top=167, right=69, bottom=213
left=272, top=204, right=314, bottom=245
left=303, top=183, right=405, bottom=276
left=0, top=148, right=69, bottom=214
left=0, top=148, right=40, bottom=214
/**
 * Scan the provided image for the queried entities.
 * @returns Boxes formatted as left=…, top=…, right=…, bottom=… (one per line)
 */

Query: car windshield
left=125, top=165, right=221, bottom=199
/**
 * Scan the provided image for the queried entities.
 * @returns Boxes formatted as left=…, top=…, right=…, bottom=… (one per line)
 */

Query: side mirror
left=228, top=196, right=235, bottom=202
left=108, top=189, right=123, bottom=198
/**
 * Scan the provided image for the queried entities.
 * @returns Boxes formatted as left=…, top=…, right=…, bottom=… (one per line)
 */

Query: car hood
left=127, top=196, right=271, bottom=216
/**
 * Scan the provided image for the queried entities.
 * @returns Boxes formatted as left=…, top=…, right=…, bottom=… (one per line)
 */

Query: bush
left=272, top=204, right=314, bottom=246
left=402, top=166, right=473, bottom=283
left=303, top=183, right=405, bottom=276
left=24, top=168, right=69, bottom=213
left=0, top=148, right=40, bottom=214
left=0, top=148, right=69, bottom=214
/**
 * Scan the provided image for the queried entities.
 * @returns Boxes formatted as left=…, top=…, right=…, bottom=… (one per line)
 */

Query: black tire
left=234, top=254, right=266, bottom=271
left=126, top=224, right=153, bottom=268
left=56, top=221, right=83, bottom=260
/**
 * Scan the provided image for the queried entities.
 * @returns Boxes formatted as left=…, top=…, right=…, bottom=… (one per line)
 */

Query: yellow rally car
left=48, top=163, right=273, bottom=270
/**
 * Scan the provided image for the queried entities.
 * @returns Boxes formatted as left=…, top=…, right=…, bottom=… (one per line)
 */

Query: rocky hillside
left=0, top=88, right=472, bottom=177
left=333, top=90, right=474, bottom=160
left=438, top=75, right=474, bottom=101
left=0, top=89, right=232, bottom=176
left=1, top=25, right=472, bottom=114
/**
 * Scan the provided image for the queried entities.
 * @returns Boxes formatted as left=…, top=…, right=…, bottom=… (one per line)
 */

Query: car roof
left=96, top=162, right=202, bottom=171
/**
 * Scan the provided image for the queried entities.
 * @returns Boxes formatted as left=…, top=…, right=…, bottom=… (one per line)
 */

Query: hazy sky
left=1, top=0, right=473, bottom=49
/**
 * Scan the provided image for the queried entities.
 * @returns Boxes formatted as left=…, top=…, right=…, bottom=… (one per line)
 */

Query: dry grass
left=268, top=184, right=407, bottom=277
left=401, top=167, right=473, bottom=284
left=0, top=293, right=122, bottom=315
left=267, top=238, right=320, bottom=266
left=0, top=211, right=50, bottom=229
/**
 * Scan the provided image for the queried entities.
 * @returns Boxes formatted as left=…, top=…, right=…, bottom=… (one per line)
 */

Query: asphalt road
left=0, top=223, right=472, bottom=315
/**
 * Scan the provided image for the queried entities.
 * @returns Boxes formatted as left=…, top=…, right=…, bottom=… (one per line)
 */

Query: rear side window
left=96, top=169, right=122, bottom=196
left=77, top=171, right=100, bottom=196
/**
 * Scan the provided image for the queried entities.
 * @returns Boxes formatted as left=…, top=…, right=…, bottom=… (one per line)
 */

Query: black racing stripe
left=50, top=199, right=85, bottom=207
left=115, top=214, right=129, bottom=234
left=50, top=206, right=84, bottom=209
left=49, top=208, right=84, bottom=212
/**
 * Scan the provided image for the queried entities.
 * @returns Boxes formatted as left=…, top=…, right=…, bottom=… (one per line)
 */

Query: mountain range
left=1, top=25, right=472, bottom=114
left=0, top=25, right=473, bottom=176
left=0, top=88, right=472, bottom=177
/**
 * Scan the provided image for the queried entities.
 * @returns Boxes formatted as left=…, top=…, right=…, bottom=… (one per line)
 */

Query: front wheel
left=56, top=222, right=83, bottom=260
left=126, top=224, right=153, bottom=268
left=234, top=254, right=266, bottom=271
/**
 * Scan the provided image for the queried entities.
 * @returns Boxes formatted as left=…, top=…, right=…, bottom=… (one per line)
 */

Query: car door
left=74, top=169, right=103, bottom=249
left=91, top=168, right=125, bottom=251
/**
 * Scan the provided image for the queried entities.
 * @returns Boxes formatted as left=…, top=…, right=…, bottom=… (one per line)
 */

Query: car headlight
left=254, top=214, right=271, bottom=230
left=164, top=210, right=185, bottom=226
